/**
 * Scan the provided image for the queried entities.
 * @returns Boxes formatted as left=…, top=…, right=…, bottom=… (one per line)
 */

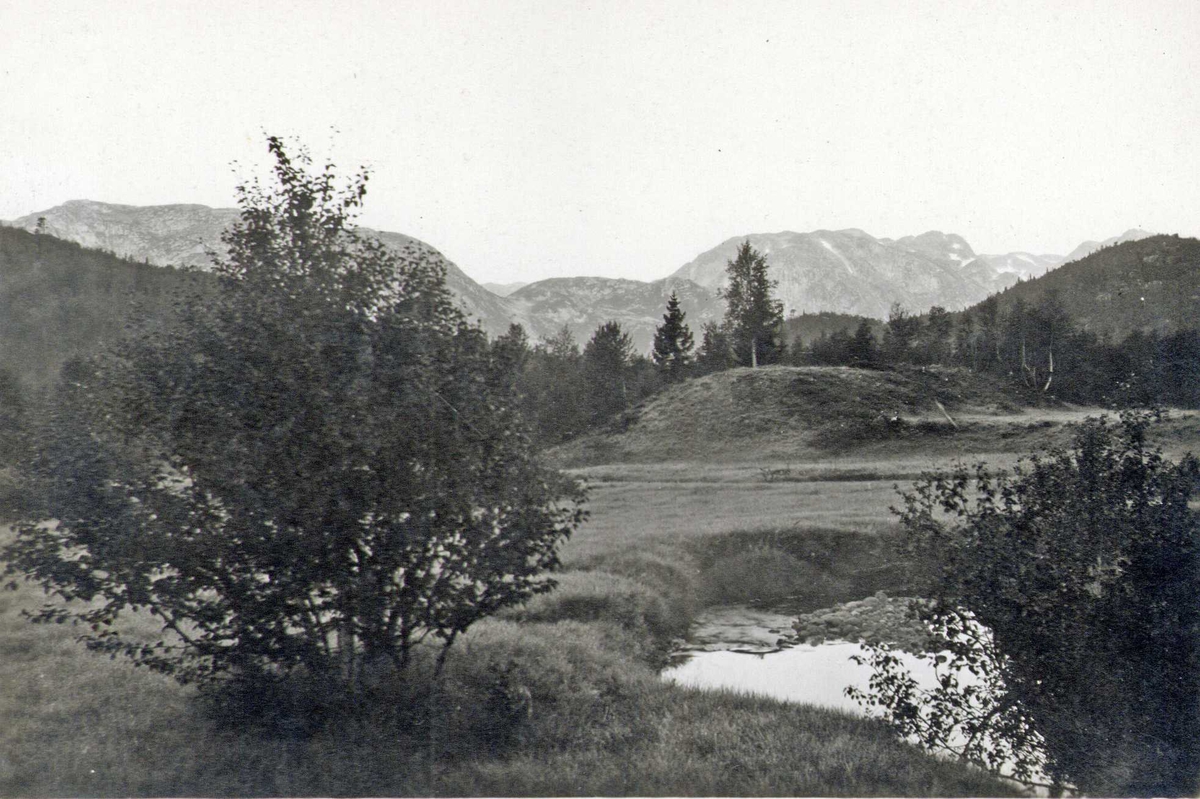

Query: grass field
left=0, top=513, right=1014, bottom=796
left=0, top=455, right=1020, bottom=795
left=11, top=366, right=1195, bottom=796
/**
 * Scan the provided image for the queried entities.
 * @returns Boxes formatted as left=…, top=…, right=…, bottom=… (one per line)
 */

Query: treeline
left=796, top=295, right=1200, bottom=407
left=987, top=234, right=1200, bottom=342
left=496, top=246, right=1200, bottom=449
left=489, top=322, right=658, bottom=447
left=493, top=242, right=790, bottom=446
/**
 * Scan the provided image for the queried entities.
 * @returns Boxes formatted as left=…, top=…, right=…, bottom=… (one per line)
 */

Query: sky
left=2, top=0, right=1198, bottom=285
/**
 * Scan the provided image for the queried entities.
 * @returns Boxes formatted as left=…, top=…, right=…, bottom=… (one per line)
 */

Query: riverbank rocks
left=791, top=592, right=931, bottom=652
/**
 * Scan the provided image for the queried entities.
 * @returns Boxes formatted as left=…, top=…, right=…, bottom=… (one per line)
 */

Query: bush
left=2, top=138, right=584, bottom=707
left=857, top=410, right=1200, bottom=795
left=433, top=619, right=659, bottom=756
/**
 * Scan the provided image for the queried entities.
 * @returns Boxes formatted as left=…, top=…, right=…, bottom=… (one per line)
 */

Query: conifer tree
left=696, top=321, right=734, bottom=375
left=652, top=291, right=695, bottom=380
left=920, top=306, right=953, bottom=365
left=849, top=319, right=878, bottom=365
left=882, top=302, right=920, bottom=364
left=720, top=241, right=785, bottom=367
left=583, top=321, right=635, bottom=423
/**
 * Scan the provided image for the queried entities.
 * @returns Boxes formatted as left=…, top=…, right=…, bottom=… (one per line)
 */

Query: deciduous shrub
left=853, top=410, right=1200, bottom=796
left=3, top=138, right=584, bottom=712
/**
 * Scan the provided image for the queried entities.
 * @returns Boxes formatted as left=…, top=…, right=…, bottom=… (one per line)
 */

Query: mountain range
left=5, top=200, right=1153, bottom=351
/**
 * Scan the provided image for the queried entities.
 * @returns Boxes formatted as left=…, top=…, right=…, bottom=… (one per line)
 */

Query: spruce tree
left=720, top=241, right=785, bottom=367
left=583, top=321, right=635, bottom=424
left=849, top=320, right=878, bottom=365
left=652, top=290, right=695, bottom=380
left=696, top=321, right=734, bottom=375
left=882, top=302, right=920, bottom=364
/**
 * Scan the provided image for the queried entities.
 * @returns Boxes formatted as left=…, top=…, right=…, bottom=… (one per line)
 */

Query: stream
left=663, top=603, right=1053, bottom=795
left=661, top=604, right=937, bottom=712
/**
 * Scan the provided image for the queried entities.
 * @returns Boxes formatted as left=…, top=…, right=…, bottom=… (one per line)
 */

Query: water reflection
left=664, top=640, right=937, bottom=712
left=664, top=604, right=1053, bottom=796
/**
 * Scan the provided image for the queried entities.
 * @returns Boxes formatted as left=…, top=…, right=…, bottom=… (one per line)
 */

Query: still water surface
left=661, top=605, right=937, bottom=711
left=664, top=604, right=1052, bottom=795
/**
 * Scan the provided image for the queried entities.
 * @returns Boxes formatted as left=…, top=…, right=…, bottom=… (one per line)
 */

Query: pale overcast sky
left=2, top=0, right=1198, bottom=283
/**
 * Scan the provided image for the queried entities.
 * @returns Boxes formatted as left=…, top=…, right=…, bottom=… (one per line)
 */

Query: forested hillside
left=982, top=234, right=1200, bottom=338
left=0, top=227, right=208, bottom=387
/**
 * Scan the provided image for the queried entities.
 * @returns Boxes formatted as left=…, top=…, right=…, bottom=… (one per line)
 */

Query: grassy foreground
left=10, top=367, right=1198, bottom=794
left=0, top=455, right=1020, bottom=797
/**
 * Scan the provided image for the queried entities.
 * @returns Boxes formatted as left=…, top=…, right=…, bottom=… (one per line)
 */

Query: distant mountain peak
left=671, top=227, right=991, bottom=319
left=1061, top=229, right=1156, bottom=265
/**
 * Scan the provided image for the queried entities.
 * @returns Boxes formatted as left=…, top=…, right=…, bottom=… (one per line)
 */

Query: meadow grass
left=563, top=477, right=900, bottom=565
left=0, top=573, right=1016, bottom=796
left=6, top=367, right=1198, bottom=795
left=0, top=412, right=1086, bottom=797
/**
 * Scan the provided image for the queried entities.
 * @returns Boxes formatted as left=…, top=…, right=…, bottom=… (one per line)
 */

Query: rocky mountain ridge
left=7, top=200, right=1153, bottom=351
left=7, top=200, right=717, bottom=350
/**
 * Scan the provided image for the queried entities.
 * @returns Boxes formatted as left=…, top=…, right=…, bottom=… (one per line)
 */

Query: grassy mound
left=549, top=365, right=1035, bottom=465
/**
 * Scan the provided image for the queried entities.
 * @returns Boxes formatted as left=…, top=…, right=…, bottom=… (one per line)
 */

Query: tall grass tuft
left=697, top=544, right=829, bottom=606
left=507, top=570, right=690, bottom=658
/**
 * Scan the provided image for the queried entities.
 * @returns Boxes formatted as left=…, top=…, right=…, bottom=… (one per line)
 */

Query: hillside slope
left=1059, top=228, right=1155, bottom=265
left=0, top=226, right=209, bottom=386
left=8, top=201, right=519, bottom=336
left=973, top=234, right=1200, bottom=338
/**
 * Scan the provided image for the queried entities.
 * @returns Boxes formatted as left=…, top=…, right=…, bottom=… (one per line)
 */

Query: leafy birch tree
left=852, top=410, right=1200, bottom=796
left=3, top=137, right=585, bottom=702
left=720, top=241, right=784, bottom=367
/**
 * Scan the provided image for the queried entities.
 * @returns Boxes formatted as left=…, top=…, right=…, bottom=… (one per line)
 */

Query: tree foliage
left=695, top=321, right=734, bottom=375
left=651, top=291, right=695, bottom=380
left=524, top=325, right=589, bottom=445
left=720, top=241, right=785, bottom=367
left=3, top=137, right=585, bottom=700
left=583, top=320, right=636, bottom=424
left=0, top=225, right=206, bottom=391
left=852, top=410, right=1200, bottom=795
left=792, top=290, right=1200, bottom=409
left=881, top=303, right=921, bottom=364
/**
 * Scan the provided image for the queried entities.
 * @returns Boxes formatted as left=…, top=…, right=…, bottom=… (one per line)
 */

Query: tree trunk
left=1020, top=337, right=1036, bottom=388
left=751, top=336, right=758, bottom=369
left=337, top=621, right=356, bottom=684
